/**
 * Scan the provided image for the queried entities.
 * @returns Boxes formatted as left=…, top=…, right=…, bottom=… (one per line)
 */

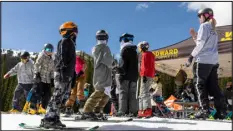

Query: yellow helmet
left=59, top=21, right=78, bottom=38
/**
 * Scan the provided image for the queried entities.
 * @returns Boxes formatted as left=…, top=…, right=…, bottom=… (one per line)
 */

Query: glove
left=143, top=76, right=147, bottom=83
left=76, top=70, right=84, bottom=78
left=50, top=78, right=54, bottom=87
left=34, top=72, right=41, bottom=83
left=185, top=55, right=193, bottom=67
left=4, top=74, right=10, bottom=79
left=119, top=75, right=124, bottom=83
left=149, top=88, right=155, bottom=93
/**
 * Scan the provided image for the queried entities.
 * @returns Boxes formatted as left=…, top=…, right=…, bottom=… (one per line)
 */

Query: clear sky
left=2, top=2, right=201, bottom=58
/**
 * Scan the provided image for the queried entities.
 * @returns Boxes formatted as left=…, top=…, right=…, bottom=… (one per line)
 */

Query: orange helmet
left=59, top=21, right=78, bottom=38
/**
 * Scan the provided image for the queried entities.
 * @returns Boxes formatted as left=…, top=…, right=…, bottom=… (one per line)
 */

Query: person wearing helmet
left=76, top=29, right=112, bottom=120
left=40, top=21, right=77, bottom=128
left=24, top=43, right=55, bottom=115
left=116, top=33, right=138, bottom=117
left=185, top=8, right=227, bottom=119
left=64, top=54, right=87, bottom=117
left=3, top=51, right=34, bottom=113
left=137, top=41, right=155, bottom=118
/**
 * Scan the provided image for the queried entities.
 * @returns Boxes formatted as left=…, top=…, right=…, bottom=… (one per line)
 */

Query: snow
left=1, top=114, right=232, bottom=130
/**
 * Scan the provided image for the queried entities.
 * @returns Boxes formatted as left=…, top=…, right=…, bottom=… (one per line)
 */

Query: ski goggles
left=119, top=37, right=134, bottom=42
left=45, top=48, right=53, bottom=52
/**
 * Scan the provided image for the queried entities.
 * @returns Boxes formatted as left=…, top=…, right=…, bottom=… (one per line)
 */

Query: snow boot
left=144, top=108, right=152, bottom=118
left=28, top=108, right=37, bottom=115
left=193, top=109, right=210, bottom=119
left=40, top=117, right=66, bottom=129
left=137, top=110, right=144, bottom=118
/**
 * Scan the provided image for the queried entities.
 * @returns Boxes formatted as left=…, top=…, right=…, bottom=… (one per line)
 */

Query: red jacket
left=140, top=51, right=155, bottom=77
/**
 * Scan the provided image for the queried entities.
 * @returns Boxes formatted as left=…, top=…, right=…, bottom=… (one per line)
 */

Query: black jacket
left=118, top=45, right=138, bottom=82
left=55, top=38, right=76, bottom=82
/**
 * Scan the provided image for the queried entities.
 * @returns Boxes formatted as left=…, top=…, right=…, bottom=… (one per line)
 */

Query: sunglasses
left=45, top=48, right=53, bottom=52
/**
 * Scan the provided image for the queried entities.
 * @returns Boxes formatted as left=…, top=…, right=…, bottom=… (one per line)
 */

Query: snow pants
left=65, top=76, right=85, bottom=107
left=44, top=72, right=72, bottom=119
left=12, top=83, right=33, bottom=110
left=193, top=63, right=226, bottom=112
left=83, top=90, right=109, bottom=113
left=118, top=80, right=138, bottom=114
left=139, top=77, right=152, bottom=110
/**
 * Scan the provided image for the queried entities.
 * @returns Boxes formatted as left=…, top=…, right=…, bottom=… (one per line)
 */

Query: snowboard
left=18, top=123, right=99, bottom=130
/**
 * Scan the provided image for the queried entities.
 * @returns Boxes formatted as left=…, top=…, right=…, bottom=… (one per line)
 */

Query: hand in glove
left=34, top=72, right=41, bottom=83
left=185, top=55, right=193, bottom=67
left=4, top=74, right=10, bottom=79
left=76, top=70, right=84, bottom=78
left=149, top=88, right=155, bottom=93
left=143, top=76, right=147, bottom=83
left=50, top=78, right=54, bottom=87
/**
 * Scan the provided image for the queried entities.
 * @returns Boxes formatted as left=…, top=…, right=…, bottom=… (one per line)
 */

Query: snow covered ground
left=1, top=113, right=232, bottom=130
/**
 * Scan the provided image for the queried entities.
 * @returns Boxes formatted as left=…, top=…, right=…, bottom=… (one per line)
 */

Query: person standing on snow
left=117, top=33, right=138, bottom=117
left=185, top=8, right=227, bottom=119
left=137, top=41, right=155, bottom=118
left=40, top=21, right=78, bottom=128
left=78, top=30, right=113, bottom=120
left=64, top=55, right=87, bottom=116
left=25, top=43, right=55, bottom=115
left=4, top=51, right=34, bottom=113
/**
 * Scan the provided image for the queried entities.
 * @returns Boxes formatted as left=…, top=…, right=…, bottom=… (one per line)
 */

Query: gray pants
left=12, top=83, right=33, bottom=110
left=44, top=72, right=72, bottom=119
left=118, top=80, right=138, bottom=114
left=139, top=77, right=152, bottom=110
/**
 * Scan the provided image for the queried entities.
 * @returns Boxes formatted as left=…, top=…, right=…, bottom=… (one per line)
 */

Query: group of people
left=3, top=7, right=231, bottom=128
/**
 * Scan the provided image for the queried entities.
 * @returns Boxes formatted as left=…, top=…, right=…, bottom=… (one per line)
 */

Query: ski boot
left=22, top=101, right=30, bottom=113
left=64, top=107, right=74, bottom=117
left=115, top=111, right=126, bottom=117
left=9, top=108, right=20, bottom=113
left=38, top=104, right=46, bottom=114
left=193, top=109, right=210, bottom=120
left=96, top=113, right=108, bottom=121
left=78, top=112, right=99, bottom=121
left=40, top=117, right=66, bottom=129
left=28, top=108, right=37, bottom=115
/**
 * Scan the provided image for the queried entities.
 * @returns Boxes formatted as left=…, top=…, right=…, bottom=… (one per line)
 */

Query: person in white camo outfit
left=4, top=51, right=34, bottom=113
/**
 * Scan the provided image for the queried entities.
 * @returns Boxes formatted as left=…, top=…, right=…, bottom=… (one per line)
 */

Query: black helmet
left=139, top=41, right=150, bottom=50
left=96, top=30, right=109, bottom=40
left=44, top=43, right=54, bottom=52
left=119, top=33, right=134, bottom=42
left=197, top=8, right=214, bottom=19
left=20, top=51, right=30, bottom=59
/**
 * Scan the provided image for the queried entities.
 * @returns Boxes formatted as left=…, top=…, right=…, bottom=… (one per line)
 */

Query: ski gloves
left=76, top=70, right=84, bottom=78
left=104, top=86, right=111, bottom=98
left=34, top=72, right=41, bottom=83
left=185, top=55, right=193, bottom=67
left=143, top=76, right=147, bottom=83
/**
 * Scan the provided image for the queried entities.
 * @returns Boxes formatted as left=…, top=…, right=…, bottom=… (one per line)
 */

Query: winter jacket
left=92, top=41, right=113, bottom=91
left=119, top=42, right=138, bottom=82
left=6, top=60, right=34, bottom=84
left=55, top=38, right=76, bottom=82
left=140, top=51, right=155, bottom=78
left=34, top=51, right=55, bottom=83
left=191, top=22, right=218, bottom=64
left=151, top=81, right=163, bottom=96
left=75, top=56, right=85, bottom=76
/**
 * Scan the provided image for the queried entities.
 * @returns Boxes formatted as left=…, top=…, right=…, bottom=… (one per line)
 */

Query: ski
left=64, top=116, right=133, bottom=123
left=18, top=123, right=99, bottom=130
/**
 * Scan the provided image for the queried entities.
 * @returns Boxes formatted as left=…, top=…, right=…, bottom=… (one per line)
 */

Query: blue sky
left=2, top=2, right=201, bottom=58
